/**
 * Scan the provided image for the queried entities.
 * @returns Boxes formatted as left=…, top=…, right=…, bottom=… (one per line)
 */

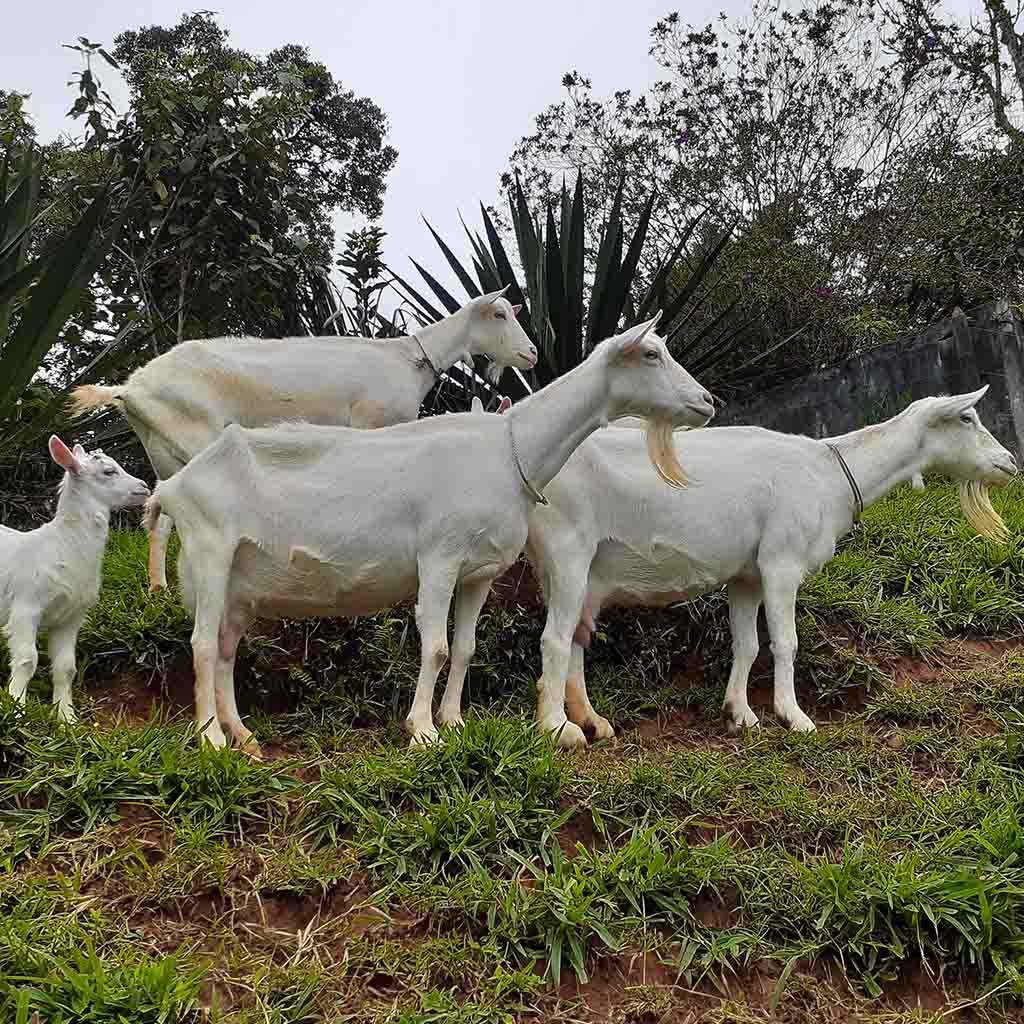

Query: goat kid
left=146, top=316, right=715, bottom=753
left=2, top=438, right=150, bottom=722
left=439, top=387, right=1016, bottom=745
left=69, top=289, right=537, bottom=592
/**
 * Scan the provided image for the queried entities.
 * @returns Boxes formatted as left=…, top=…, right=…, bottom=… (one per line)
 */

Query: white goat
left=438, top=387, right=1016, bottom=745
left=2, top=437, right=150, bottom=722
left=68, top=289, right=537, bottom=592
left=145, top=316, right=716, bottom=753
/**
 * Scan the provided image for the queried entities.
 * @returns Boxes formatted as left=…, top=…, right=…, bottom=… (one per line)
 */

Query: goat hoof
left=583, top=715, right=614, bottom=741
left=540, top=717, right=587, bottom=749
left=56, top=706, right=77, bottom=726
left=238, top=737, right=263, bottom=760
left=783, top=713, right=816, bottom=734
left=407, top=726, right=440, bottom=747
left=200, top=726, right=228, bottom=749
left=724, top=705, right=759, bottom=733
left=148, top=582, right=166, bottom=595
left=438, top=714, right=465, bottom=729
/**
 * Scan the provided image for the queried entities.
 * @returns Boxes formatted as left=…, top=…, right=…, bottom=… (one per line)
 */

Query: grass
left=1, top=480, right=1024, bottom=1020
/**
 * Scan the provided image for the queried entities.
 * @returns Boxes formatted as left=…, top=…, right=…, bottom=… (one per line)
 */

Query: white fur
left=148, top=319, right=715, bottom=752
left=2, top=438, right=150, bottom=722
left=439, top=387, right=1016, bottom=745
left=70, top=290, right=537, bottom=591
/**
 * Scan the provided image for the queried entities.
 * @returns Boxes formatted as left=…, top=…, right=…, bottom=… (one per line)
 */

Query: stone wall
left=716, top=301, right=1024, bottom=454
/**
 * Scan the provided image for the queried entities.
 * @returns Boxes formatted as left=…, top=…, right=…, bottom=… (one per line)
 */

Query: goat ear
left=72, top=443, right=87, bottom=460
left=933, top=385, right=989, bottom=420
left=497, top=396, right=512, bottom=414
left=470, top=396, right=484, bottom=413
left=610, top=311, right=663, bottom=360
left=511, top=303, right=522, bottom=316
left=480, top=284, right=511, bottom=305
left=49, top=435, right=81, bottom=475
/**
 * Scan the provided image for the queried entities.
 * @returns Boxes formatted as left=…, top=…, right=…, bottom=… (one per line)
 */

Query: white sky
left=4, top=0, right=982, bottom=300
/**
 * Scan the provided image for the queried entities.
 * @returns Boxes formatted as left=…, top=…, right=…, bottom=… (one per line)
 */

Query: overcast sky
left=3, top=0, right=724, bottom=299
left=5, top=0, right=980, bottom=302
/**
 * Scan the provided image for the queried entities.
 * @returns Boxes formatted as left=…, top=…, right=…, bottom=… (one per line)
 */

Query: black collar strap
left=411, top=333, right=440, bottom=379
left=825, top=442, right=864, bottom=524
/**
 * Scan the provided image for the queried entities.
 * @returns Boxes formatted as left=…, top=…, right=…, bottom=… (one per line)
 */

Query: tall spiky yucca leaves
left=393, top=174, right=754, bottom=408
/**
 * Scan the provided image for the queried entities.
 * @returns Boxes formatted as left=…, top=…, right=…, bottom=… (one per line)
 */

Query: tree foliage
left=34, top=15, right=397, bottom=386
left=505, top=0, right=1020, bottom=375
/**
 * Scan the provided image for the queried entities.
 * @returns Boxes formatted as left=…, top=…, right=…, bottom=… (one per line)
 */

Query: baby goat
left=1, top=437, right=149, bottom=721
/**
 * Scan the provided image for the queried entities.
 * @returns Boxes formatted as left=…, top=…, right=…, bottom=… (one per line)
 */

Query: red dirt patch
left=891, top=655, right=946, bottom=684
left=558, top=807, right=601, bottom=857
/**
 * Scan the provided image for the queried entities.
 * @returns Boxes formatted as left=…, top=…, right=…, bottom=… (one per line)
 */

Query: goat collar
left=824, top=442, right=864, bottom=524
left=508, top=420, right=548, bottom=505
left=411, top=332, right=440, bottom=379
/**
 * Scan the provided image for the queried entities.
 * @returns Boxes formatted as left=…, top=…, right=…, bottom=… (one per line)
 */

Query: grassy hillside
left=2, top=480, right=1024, bottom=1022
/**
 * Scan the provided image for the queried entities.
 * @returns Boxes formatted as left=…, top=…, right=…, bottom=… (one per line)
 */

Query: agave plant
left=392, top=173, right=772, bottom=408
left=0, top=145, right=119, bottom=440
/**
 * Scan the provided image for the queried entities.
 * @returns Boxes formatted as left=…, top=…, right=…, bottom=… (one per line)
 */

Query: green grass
left=1, top=481, right=1024, bottom=1020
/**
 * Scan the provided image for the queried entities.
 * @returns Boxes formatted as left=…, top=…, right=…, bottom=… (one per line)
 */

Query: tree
left=886, top=0, right=1023, bottom=147
left=504, top=0, right=1005, bottom=372
left=42, top=15, right=397, bottom=384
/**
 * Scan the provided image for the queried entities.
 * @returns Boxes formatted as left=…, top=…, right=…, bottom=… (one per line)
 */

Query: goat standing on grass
left=1, top=438, right=150, bottom=722
left=68, top=289, right=538, bottom=592
left=439, top=388, right=1017, bottom=744
left=145, top=315, right=716, bottom=753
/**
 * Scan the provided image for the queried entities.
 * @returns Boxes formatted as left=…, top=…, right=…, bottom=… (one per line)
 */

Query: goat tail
left=143, top=494, right=163, bottom=535
left=67, top=383, right=124, bottom=418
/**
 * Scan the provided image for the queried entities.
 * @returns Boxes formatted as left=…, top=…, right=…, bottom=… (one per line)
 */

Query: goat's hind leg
left=438, top=577, right=493, bottom=728
left=565, top=642, right=613, bottom=740
left=5, top=608, right=40, bottom=705
left=214, top=606, right=259, bottom=757
left=48, top=613, right=86, bottom=724
left=147, top=513, right=174, bottom=593
left=186, top=538, right=233, bottom=748
left=760, top=562, right=814, bottom=732
left=722, top=580, right=763, bottom=732
left=536, top=565, right=590, bottom=749
left=405, top=562, right=459, bottom=746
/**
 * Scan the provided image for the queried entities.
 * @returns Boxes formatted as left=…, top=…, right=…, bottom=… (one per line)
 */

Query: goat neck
left=824, top=412, right=926, bottom=509
left=54, top=474, right=112, bottom=542
left=505, top=355, right=610, bottom=495
left=409, top=307, right=472, bottom=382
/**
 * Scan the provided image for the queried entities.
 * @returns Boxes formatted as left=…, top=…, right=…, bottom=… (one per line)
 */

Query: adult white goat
left=68, top=289, right=537, bottom=592
left=145, top=316, right=716, bottom=753
left=2, top=438, right=150, bottom=722
left=438, top=387, right=1016, bottom=745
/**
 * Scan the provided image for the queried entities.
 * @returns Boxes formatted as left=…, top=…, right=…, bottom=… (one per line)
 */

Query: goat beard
left=959, top=480, right=1010, bottom=543
left=645, top=419, right=689, bottom=488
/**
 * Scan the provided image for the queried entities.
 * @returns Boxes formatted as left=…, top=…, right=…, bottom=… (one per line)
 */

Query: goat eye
left=960, top=413, right=972, bottom=424
left=494, top=311, right=506, bottom=320
left=644, top=350, right=659, bottom=361
left=103, top=468, right=117, bottom=477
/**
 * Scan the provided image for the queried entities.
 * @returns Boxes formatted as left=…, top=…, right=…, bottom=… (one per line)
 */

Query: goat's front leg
left=214, top=607, right=259, bottom=757
left=760, top=562, right=814, bottom=732
left=565, top=643, right=613, bottom=740
left=723, top=580, right=763, bottom=732
left=536, top=570, right=589, bottom=749
left=438, top=578, right=493, bottom=728
left=6, top=608, right=40, bottom=706
left=48, top=613, right=87, bottom=724
left=147, top=512, right=174, bottom=593
left=405, top=565, right=458, bottom=746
